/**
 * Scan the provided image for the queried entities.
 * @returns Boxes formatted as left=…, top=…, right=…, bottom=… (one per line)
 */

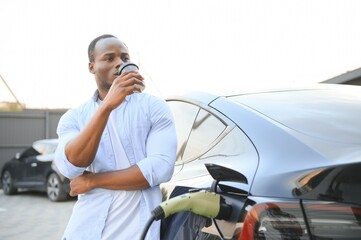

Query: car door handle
left=31, top=163, right=37, bottom=167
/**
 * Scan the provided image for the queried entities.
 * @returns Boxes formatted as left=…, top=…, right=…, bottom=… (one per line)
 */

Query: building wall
left=322, top=67, right=361, bottom=86
left=0, top=109, right=67, bottom=172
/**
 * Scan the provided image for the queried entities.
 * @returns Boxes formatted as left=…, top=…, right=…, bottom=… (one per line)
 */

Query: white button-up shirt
left=55, top=92, right=177, bottom=240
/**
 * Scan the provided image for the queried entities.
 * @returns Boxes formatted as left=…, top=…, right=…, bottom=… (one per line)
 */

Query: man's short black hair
left=88, top=34, right=117, bottom=62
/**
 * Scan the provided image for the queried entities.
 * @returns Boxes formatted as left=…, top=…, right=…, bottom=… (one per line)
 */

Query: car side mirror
left=15, top=152, right=21, bottom=160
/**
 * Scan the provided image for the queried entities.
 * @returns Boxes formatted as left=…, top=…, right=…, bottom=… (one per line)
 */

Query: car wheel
left=1, top=170, right=18, bottom=195
left=47, top=173, right=68, bottom=202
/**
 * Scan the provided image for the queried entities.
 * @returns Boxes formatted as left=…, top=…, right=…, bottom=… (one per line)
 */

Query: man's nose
left=115, top=57, right=124, bottom=69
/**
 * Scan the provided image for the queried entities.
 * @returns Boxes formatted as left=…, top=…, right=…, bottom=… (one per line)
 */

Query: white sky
left=1, top=0, right=361, bottom=108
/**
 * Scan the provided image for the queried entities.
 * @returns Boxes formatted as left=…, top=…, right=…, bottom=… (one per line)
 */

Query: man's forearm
left=65, top=104, right=112, bottom=167
left=69, top=165, right=150, bottom=196
left=89, top=165, right=150, bottom=190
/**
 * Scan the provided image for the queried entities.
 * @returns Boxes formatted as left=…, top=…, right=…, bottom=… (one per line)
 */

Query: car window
left=20, top=147, right=40, bottom=158
left=167, top=100, right=227, bottom=163
left=182, top=109, right=226, bottom=161
left=167, top=101, right=199, bottom=162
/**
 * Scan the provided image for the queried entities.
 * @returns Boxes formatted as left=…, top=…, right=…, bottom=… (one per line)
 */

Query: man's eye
left=107, top=57, right=113, bottom=61
left=122, top=56, right=130, bottom=62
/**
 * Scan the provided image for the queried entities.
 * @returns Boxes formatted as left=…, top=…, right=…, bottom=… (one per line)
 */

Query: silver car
left=161, top=83, right=361, bottom=239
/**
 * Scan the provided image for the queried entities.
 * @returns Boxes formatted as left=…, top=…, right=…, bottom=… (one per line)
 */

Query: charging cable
left=139, top=189, right=232, bottom=240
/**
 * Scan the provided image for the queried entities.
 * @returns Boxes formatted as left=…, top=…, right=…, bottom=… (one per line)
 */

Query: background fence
left=0, top=109, right=67, bottom=172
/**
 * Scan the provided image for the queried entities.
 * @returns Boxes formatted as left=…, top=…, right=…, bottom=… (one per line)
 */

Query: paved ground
left=0, top=190, right=75, bottom=240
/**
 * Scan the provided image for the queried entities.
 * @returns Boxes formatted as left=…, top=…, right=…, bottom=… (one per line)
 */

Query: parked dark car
left=161, top=84, right=361, bottom=239
left=1, top=139, right=70, bottom=201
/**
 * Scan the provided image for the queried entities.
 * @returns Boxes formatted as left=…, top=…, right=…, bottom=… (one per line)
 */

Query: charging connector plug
left=152, top=190, right=232, bottom=220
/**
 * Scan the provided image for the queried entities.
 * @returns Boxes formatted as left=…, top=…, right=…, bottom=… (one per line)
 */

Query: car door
left=15, top=147, right=39, bottom=186
left=165, top=100, right=258, bottom=239
left=24, top=155, right=42, bottom=184
left=30, top=141, right=57, bottom=184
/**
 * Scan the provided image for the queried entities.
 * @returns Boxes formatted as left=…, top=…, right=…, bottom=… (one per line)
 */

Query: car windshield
left=32, top=140, right=58, bottom=155
left=21, top=147, right=40, bottom=158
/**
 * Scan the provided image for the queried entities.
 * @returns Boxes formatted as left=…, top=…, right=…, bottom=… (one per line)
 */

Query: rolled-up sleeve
left=54, top=110, right=86, bottom=179
left=137, top=98, right=177, bottom=187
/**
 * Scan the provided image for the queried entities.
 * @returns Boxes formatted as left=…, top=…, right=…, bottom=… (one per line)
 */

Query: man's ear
left=89, top=62, right=95, bottom=74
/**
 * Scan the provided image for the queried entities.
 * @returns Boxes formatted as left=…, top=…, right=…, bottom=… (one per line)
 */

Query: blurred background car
left=1, top=138, right=70, bottom=202
left=161, top=83, right=361, bottom=239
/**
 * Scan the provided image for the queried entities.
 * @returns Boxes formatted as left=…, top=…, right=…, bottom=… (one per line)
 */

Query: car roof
left=227, top=84, right=361, bottom=145
left=171, top=84, right=361, bottom=146
left=33, top=138, right=58, bottom=145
